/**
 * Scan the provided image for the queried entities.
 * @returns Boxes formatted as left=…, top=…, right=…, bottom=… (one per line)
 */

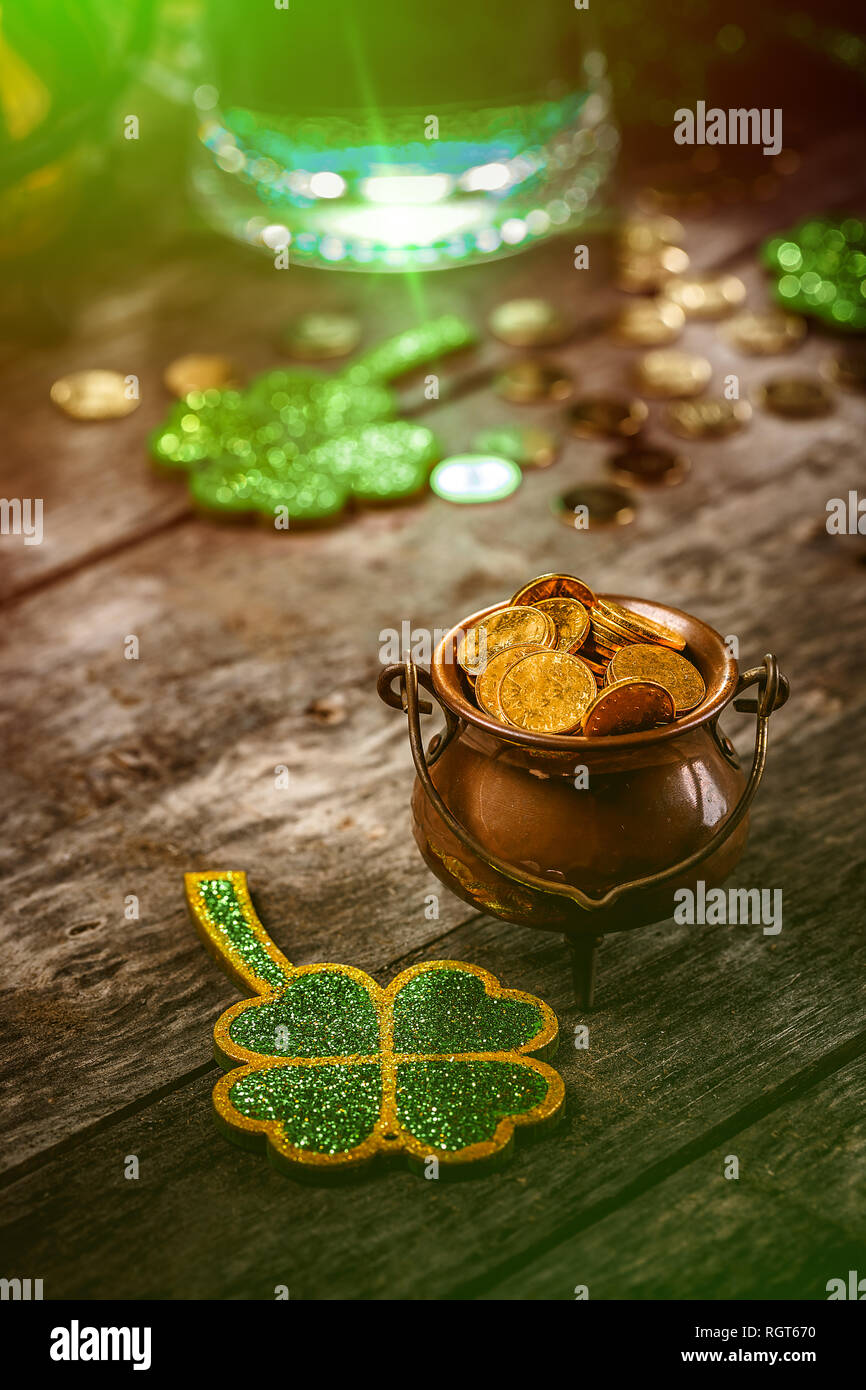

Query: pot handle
left=379, top=654, right=789, bottom=916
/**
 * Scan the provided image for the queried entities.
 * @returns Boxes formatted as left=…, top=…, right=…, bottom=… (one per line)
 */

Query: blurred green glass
left=0, top=0, right=152, bottom=256
left=191, top=0, right=617, bottom=270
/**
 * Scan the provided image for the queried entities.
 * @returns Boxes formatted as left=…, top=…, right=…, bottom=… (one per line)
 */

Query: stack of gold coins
left=455, top=573, right=706, bottom=736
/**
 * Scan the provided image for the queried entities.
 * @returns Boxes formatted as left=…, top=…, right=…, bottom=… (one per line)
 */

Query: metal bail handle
left=380, top=654, right=789, bottom=916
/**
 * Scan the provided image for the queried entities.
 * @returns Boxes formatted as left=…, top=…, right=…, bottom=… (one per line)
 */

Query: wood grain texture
left=1, top=125, right=864, bottom=1298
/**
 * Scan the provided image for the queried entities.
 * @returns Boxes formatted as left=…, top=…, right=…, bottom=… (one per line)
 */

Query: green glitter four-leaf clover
left=186, top=872, right=563, bottom=1176
left=151, top=315, right=476, bottom=524
left=762, top=216, right=866, bottom=332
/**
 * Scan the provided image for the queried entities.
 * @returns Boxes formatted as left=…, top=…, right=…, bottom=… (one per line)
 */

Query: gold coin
left=50, top=370, right=140, bottom=420
left=471, top=425, right=558, bottom=469
left=615, top=246, right=690, bottom=293
left=823, top=344, right=866, bottom=393
left=511, top=573, right=597, bottom=609
left=595, top=597, right=686, bottom=651
left=580, top=652, right=610, bottom=680
left=721, top=310, right=806, bottom=356
left=589, top=614, right=631, bottom=647
left=756, top=376, right=835, bottom=419
left=665, top=398, right=752, bottom=439
left=587, top=629, right=624, bottom=659
left=567, top=396, right=648, bottom=439
left=609, top=643, right=705, bottom=713
left=582, top=678, right=675, bottom=736
left=554, top=484, right=637, bottom=529
left=663, top=273, right=747, bottom=319
left=608, top=445, right=689, bottom=486
left=474, top=643, right=548, bottom=722
left=610, top=298, right=685, bottom=347
left=282, top=312, right=361, bottom=360
left=164, top=353, right=237, bottom=398
left=634, top=349, right=712, bottom=398
left=488, top=298, right=573, bottom=348
left=457, top=606, right=554, bottom=676
left=493, top=359, right=573, bottom=404
left=618, top=214, right=685, bottom=251
left=532, top=597, right=590, bottom=653
left=499, top=650, right=597, bottom=734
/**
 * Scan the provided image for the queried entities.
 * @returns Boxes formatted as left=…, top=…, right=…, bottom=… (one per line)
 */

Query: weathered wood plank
left=2, top=122, right=865, bottom=1300
left=1, top=875, right=862, bottom=1298
left=2, top=400, right=864, bottom=1168
left=482, top=1054, right=866, bottom=1301
left=2, top=661, right=863, bottom=1292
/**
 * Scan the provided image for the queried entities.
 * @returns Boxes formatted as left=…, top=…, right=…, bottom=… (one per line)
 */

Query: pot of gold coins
left=378, top=574, right=789, bottom=1004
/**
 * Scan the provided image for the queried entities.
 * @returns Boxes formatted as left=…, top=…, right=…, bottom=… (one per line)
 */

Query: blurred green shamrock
left=151, top=316, right=475, bottom=524
left=763, top=216, right=866, bottom=332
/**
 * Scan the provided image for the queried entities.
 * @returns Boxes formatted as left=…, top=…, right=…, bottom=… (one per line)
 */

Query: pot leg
left=567, top=934, right=603, bottom=1010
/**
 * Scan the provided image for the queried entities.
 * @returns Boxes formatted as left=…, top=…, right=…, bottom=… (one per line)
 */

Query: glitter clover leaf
left=151, top=315, right=475, bottom=524
left=763, top=216, right=866, bottom=332
left=186, top=872, right=563, bottom=1176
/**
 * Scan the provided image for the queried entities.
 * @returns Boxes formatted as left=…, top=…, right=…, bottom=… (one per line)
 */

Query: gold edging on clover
left=185, top=870, right=564, bottom=1176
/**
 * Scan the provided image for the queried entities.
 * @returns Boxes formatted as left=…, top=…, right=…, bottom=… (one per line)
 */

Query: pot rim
left=431, top=594, right=739, bottom=752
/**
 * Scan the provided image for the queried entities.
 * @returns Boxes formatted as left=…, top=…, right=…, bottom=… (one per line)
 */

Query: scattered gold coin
left=666, top=398, right=752, bottom=439
left=164, top=353, right=236, bottom=398
left=610, top=298, right=686, bottom=347
left=50, top=370, right=140, bottom=421
left=457, top=605, right=554, bottom=676
left=475, top=644, right=549, bottom=722
left=488, top=298, right=573, bottom=348
left=594, top=597, right=686, bottom=650
left=823, top=345, right=866, bottom=393
left=608, top=444, right=689, bottom=487
left=282, top=312, right=361, bottom=360
left=567, top=396, right=648, bottom=439
left=615, top=245, right=690, bottom=294
left=756, top=376, right=835, bottom=419
left=493, top=359, right=573, bottom=404
left=499, top=650, right=597, bottom=734
left=662, top=273, right=747, bottom=319
left=471, top=425, right=558, bottom=469
left=634, top=349, right=712, bottom=398
left=582, top=678, right=675, bottom=736
left=609, top=643, right=706, bottom=713
left=533, top=597, right=591, bottom=653
left=554, top=484, right=637, bottom=529
left=721, top=310, right=806, bottom=356
left=618, top=214, right=685, bottom=251
left=511, top=573, right=597, bottom=610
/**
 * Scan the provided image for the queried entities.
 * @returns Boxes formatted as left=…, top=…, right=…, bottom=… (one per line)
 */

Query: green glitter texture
left=223, top=967, right=550, bottom=1157
left=392, top=968, right=544, bottom=1053
left=199, top=876, right=557, bottom=1162
left=763, top=216, right=866, bottom=331
left=230, top=1063, right=382, bottom=1155
left=198, top=879, right=288, bottom=991
left=229, top=973, right=380, bottom=1057
left=151, top=316, right=475, bottom=523
left=396, top=1060, right=549, bottom=1151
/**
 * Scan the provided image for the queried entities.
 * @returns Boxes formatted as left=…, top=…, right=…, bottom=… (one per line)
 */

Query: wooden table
left=2, top=126, right=864, bottom=1301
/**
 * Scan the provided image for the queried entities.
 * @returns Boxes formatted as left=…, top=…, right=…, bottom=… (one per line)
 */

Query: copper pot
left=378, top=596, right=789, bottom=1004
